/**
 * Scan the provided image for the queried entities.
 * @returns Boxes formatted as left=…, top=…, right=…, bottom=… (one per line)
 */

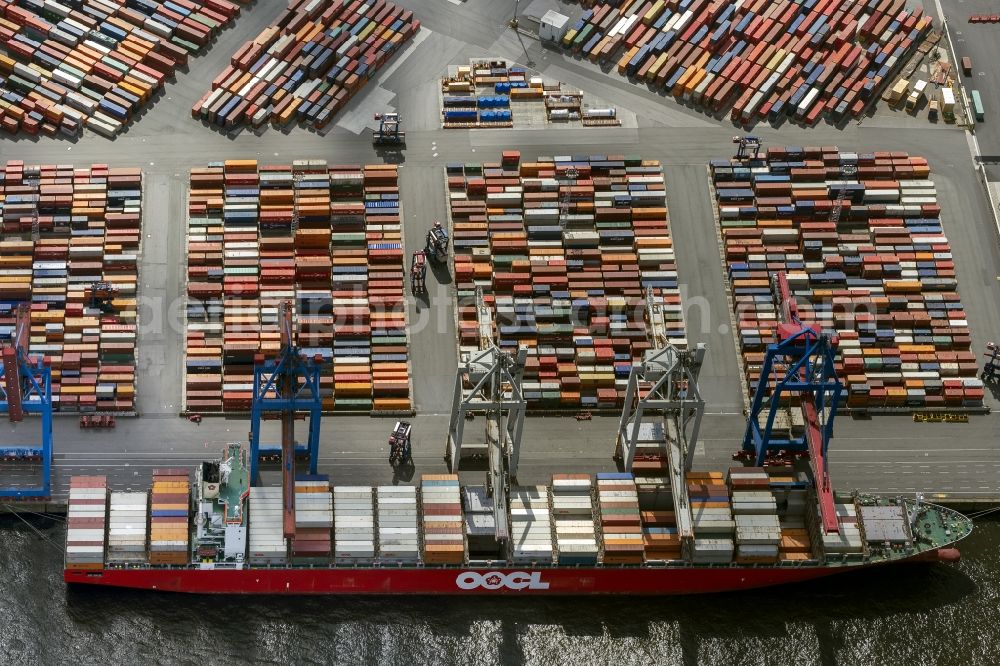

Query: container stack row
left=149, top=469, right=190, bottom=565
left=191, top=0, right=419, bottom=130
left=687, top=471, right=734, bottom=563
left=447, top=153, right=686, bottom=410
left=185, top=160, right=411, bottom=414
left=292, top=475, right=333, bottom=563
left=597, top=473, right=643, bottom=564
left=0, top=0, right=246, bottom=137
left=334, top=485, right=375, bottom=561
left=510, top=485, right=553, bottom=564
left=376, top=485, right=420, bottom=562
left=65, top=475, right=107, bottom=570
left=712, top=147, right=984, bottom=410
left=561, top=0, right=932, bottom=125
left=823, top=501, right=865, bottom=557
left=729, top=467, right=780, bottom=564
left=0, top=161, right=141, bottom=413
left=462, top=485, right=500, bottom=559
left=776, top=486, right=813, bottom=562
left=106, top=491, right=148, bottom=564
left=636, top=479, right=682, bottom=562
left=550, top=474, right=598, bottom=565
left=421, top=475, right=464, bottom=564
left=248, top=486, right=286, bottom=565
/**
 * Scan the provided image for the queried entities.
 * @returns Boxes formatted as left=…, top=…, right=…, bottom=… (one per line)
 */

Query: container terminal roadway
left=1, top=0, right=999, bottom=508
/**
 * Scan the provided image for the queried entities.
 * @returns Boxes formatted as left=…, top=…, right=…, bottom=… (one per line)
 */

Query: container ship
left=63, top=439, right=971, bottom=595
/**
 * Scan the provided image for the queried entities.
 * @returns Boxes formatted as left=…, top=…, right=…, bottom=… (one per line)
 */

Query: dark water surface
left=0, top=517, right=996, bottom=666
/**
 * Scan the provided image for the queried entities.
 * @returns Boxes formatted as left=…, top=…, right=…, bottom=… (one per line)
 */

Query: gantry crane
left=742, top=273, right=842, bottom=535
left=829, top=161, right=858, bottom=226
left=248, top=301, right=323, bottom=539
left=372, top=112, right=405, bottom=146
left=616, top=291, right=706, bottom=555
left=0, top=303, right=53, bottom=498
left=446, top=287, right=527, bottom=542
left=732, top=135, right=762, bottom=161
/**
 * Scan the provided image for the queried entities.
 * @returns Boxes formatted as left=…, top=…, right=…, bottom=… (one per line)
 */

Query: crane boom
left=2, top=304, right=30, bottom=422
left=742, top=273, right=842, bottom=535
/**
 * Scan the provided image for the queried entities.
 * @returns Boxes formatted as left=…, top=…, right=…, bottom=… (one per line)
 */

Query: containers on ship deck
left=510, top=485, right=553, bottom=564
left=191, top=0, right=419, bottom=130
left=712, top=147, right=983, bottom=411
left=463, top=485, right=501, bottom=559
left=728, top=467, right=780, bottom=563
left=0, top=162, right=141, bottom=413
left=249, top=486, right=286, bottom=564
left=0, top=0, right=247, bottom=137
left=551, top=474, right=598, bottom=565
left=421, top=474, right=464, bottom=564
left=292, top=475, right=332, bottom=563
left=184, top=160, right=411, bottom=414
left=107, top=492, right=149, bottom=564
left=334, top=486, right=375, bottom=562
left=686, top=471, right=734, bottom=563
left=597, top=473, right=643, bottom=564
left=66, top=476, right=108, bottom=570
left=149, top=469, right=190, bottom=565
left=562, top=0, right=933, bottom=125
left=447, top=153, right=686, bottom=411
left=377, top=485, right=420, bottom=562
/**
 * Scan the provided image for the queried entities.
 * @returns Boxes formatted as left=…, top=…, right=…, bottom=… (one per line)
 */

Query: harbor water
left=0, top=517, right=996, bottom=665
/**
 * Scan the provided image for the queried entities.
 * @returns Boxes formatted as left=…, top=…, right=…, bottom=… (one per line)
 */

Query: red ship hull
left=66, top=563, right=871, bottom=595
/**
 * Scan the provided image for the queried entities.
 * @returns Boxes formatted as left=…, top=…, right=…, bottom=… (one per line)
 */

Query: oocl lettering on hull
left=455, top=571, right=550, bottom=591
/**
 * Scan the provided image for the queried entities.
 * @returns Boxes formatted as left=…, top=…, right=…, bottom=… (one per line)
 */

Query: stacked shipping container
left=185, top=159, right=411, bottom=414
left=550, top=474, right=598, bottom=565
left=106, top=491, right=148, bottom=564
left=376, top=484, right=419, bottom=562
left=447, top=153, right=686, bottom=410
left=510, top=485, right=553, bottom=564
left=65, top=475, right=107, bottom=570
left=148, top=469, right=189, bottom=565
left=687, top=471, right=734, bottom=563
left=561, top=0, right=933, bottom=125
left=0, top=161, right=141, bottom=413
left=333, top=485, right=374, bottom=561
left=729, top=467, right=780, bottom=563
left=712, top=147, right=985, bottom=410
left=292, top=475, right=333, bottom=562
left=248, top=486, right=286, bottom=564
left=420, top=474, right=463, bottom=564
left=596, top=472, right=643, bottom=563
left=0, top=0, right=247, bottom=136
left=192, top=0, right=419, bottom=130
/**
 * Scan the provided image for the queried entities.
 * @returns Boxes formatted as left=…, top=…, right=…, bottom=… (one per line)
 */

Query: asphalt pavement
left=1, top=0, right=999, bottom=503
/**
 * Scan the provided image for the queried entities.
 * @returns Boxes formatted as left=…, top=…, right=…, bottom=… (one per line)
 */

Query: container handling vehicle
left=63, top=284, right=972, bottom=595
left=425, top=222, right=449, bottom=263
left=372, top=112, right=404, bottom=146
left=388, top=421, right=413, bottom=467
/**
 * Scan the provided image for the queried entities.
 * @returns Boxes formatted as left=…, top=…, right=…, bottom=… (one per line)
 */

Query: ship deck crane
left=248, top=301, right=323, bottom=539
left=446, top=287, right=526, bottom=543
left=742, top=273, right=842, bottom=534
left=0, top=303, right=53, bottom=498
left=616, top=291, right=706, bottom=554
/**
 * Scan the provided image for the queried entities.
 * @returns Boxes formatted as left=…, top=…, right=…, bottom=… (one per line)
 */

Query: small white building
left=539, top=10, right=570, bottom=42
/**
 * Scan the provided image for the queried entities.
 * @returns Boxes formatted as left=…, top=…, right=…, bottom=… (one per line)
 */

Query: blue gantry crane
left=248, top=301, right=322, bottom=538
left=0, top=304, right=53, bottom=499
left=742, top=273, right=842, bottom=534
